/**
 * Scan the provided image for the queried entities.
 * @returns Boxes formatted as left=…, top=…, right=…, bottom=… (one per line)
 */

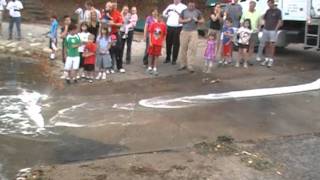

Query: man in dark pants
left=109, top=2, right=125, bottom=73
left=162, top=0, right=187, bottom=65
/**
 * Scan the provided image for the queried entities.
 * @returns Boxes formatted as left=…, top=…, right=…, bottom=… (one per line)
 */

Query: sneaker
left=89, top=79, right=93, bottom=83
left=224, top=60, right=229, bottom=65
left=267, top=59, right=274, bottom=68
left=119, top=68, right=126, bottom=73
left=147, top=67, right=153, bottom=74
left=60, top=75, right=66, bottom=79
left=153, top=69, right=159, bottom=76
left=256, top=56, right=262, bottom=62
left=235, top=62, right=240, bottom=68
left=178, top=66, right=187, bottom=71
left=102, top=72, right=107, bottom=80
left=106, top=70, right=110, bottom=74
left=110, top=69, right=115, bottom=74
left=65, top=79, right=71, bottom=84
left=122, top=34, right=128, bottom=39
left=218, top=60, right=223, bottom=64
left=76, top=75, right=80, bottom=80
left=261, top=58, right=269, bottom=66
left=50, top=53, right=55, bottom=60
left=96, top=72, right=102, bottom=80
left=243, top=62, right=248, bottom=68
left=206, top=68, right=212, bottom=74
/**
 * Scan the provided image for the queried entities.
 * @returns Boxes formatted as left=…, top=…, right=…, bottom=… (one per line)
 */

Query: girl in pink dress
left=204, top=32, right=217, bottom=73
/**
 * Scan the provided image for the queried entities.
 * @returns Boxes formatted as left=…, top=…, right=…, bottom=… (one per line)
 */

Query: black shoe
left=178, top=66, right=187, bottom=71
left=163, top=59, right=171, bottom=64
left=66, top=79, right=71, bottom=84
left=172, top=61, right=177, bottom=65
left=189, top=69, right=195, bottom=74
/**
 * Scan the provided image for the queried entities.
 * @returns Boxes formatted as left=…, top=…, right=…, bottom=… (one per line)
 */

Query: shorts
left=238, top=43, right=249, bottom=51
left=223, top=43, right=232, bottom=57
left=148, top=45, right=162, bottom=57
left=64, top=56, right=80, bottom=70
left=96, top=53, right=112, bottom=70
left=262, top=29, right=277, bottom=43
left=84, top=64, right=95, bottom=71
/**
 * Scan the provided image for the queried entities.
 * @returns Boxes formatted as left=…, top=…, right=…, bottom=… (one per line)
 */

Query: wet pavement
left=0, top=44, right=320, bottom=179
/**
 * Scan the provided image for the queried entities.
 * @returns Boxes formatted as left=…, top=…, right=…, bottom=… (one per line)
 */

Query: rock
left=6, top=42, right=18, bottom=48
left=43, top=47, right=52, bottom=54
left=10, top=48, right=17, bottom=53
left=30, top=42, right=42, bottom=47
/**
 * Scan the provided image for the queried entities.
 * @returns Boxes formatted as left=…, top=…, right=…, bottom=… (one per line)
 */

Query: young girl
left=83, top=34, right=96, bottom=83
left=204, top=32, right=217, bottom=73
left=96, top=26, right=112, bottom=80
left=236, top=19, right=252, bottom=68
left=147, top=15, right=167, bottom=76
left=78, top=22, right=91, bottom=78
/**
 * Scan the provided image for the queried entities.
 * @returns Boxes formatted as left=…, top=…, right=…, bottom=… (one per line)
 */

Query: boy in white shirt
left=7, top=0, right=23, bottom=40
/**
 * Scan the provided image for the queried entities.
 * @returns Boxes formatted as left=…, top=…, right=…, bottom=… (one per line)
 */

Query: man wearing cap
left=162, top=0, right=187, bottom=65
left=260, top=0, right=282, bottom=68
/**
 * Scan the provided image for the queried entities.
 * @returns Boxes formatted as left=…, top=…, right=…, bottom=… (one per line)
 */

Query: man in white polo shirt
left=0, top=0, right=6, bottom=37
left=163, top=0, right=187, bottom=65
left=7, top=0, right=23, bottom=40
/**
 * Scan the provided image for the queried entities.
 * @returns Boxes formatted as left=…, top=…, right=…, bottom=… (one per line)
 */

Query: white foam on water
left=112, top=103, right=136, bottom=111
left=0, top=87, right=47, bottom=135
left=139, top=79, right=320, bottom=109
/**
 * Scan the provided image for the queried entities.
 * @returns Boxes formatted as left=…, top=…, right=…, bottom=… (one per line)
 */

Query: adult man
left=260, top=0, right=282, bottom=67
left=225, top=0, right=242, bottom=30
left=240, top=0, right=261, bottom=60
left=109, top=1, right=126, bottom=73
left=162, top=0, right=187, bottom=65
left=0, top=0, right=6, bottom=36
left=177, top=1, right=204, bottom=73
left=7, top=0, right=23, bottom=40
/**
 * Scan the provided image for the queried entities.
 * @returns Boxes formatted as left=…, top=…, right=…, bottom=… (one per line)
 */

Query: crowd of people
left=45, top=0, right=283, bottom=84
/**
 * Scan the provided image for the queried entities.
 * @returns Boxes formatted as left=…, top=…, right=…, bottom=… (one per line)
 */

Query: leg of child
left=203, top=59, right=208, bottom=72
left=243, top=48, right=249, bottom=68
left=147, top=55, right=153, bottom=73
left=207, top=60, right=213, bottom=73
left=236, top=48, right=242, bottom=67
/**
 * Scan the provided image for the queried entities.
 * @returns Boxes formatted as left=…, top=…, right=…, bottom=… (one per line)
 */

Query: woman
left=87, top=10, right=100, bottom=42
left=142, top=8, right=158, bottom=66
left=119, top=6, right=134, bottom=64
left=209, top=3, right=223, bottom=60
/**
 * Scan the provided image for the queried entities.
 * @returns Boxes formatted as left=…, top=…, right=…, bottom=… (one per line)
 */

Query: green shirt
left=241, top=10, right=261, bottom=33
left=64, top=34, right=81, bottom=57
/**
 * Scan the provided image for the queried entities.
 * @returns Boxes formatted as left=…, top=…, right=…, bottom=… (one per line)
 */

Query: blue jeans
left=9, top=17, right=21, bottom=39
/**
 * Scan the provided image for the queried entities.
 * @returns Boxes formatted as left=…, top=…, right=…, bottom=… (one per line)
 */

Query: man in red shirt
left=109, top=1, right=125, bottom=73
left=147, top=16, right=167, bottom=76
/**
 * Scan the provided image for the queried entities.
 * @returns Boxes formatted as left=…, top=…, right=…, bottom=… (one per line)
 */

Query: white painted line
left=139, top=79, right=320, bottom=109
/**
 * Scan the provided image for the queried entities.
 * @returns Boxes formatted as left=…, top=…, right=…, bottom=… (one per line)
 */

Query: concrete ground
left=1, top=23, right=320, bottom=179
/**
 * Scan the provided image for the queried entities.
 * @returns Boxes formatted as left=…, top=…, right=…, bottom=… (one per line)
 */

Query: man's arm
left=162, top=5, right=171, bottom=17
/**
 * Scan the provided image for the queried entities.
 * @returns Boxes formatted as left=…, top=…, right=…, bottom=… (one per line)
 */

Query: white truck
left=238, top=0, right=320, bottom=50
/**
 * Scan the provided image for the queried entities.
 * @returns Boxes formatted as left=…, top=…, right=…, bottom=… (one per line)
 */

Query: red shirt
left=148, top=22, right=167, bottom=46
left=110, top=10, right=123, bottom=34
left=84, top=42, right=97, bottom=65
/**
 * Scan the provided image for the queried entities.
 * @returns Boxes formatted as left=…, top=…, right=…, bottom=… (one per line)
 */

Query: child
left=220, top=17, right=234, bottom=65
left=49, top=15, right=59, bottom=60
left=60, top=15, right=72, bottom=79
left=147, top=15, right=167, bottom=76
left=122, top=6, right=138, bottom=39
left=101, top=1, right=113, bottom=24
left=96, top=26, right=113, bottom=80
left=236, top=19, right=252, bottom=68
left=64, top=24, right=81, bottom=84
left=74, top=4, right=84, bottom=24
left=78, top=22, right=91, bottom=78
left=203, top=32, right=217, bottom=73
left=83, top=34, right=96, bottom=83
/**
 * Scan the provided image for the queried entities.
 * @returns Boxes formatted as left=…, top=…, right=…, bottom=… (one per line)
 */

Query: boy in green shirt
left=64, top=24, right=81, bottom=84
